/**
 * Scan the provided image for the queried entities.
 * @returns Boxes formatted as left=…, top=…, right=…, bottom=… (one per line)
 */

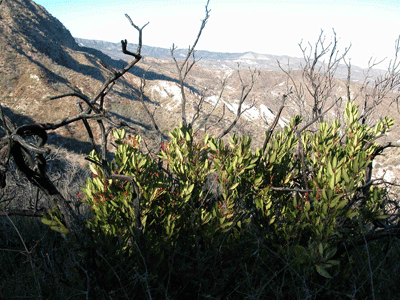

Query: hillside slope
left=1, top=0, right=399, bottom=184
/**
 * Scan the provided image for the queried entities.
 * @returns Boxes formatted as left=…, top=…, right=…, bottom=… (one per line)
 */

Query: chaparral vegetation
left=1, top=1, right=400, bottom=299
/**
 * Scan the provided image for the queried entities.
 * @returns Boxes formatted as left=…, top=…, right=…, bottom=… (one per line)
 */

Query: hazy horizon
left=34, top=0, right=400, bottom=69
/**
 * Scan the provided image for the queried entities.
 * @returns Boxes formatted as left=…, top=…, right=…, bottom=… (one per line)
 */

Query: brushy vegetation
left=2, top=1, right=400, bottom=298
left=3, top=102, right=400, bottom=299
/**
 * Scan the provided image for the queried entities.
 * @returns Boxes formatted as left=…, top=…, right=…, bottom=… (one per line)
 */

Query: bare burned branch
left=0, top=208, right=46, bottom=217
left=262, top=91, right=290, bottom=154
left=206, top=103, right=226, bottom=133
left=170, top=0, right=211, bottom=128
left=138, top=67, right=162, bottom=136
left=0, top=15, right=149, bottom=231
left=360, top=36, right=400, bottom=124
left=296, top=29, right=351, bottom=124
left=218, top=68, right=259, bottom=139
left=194, top=77, right=228, bottom=135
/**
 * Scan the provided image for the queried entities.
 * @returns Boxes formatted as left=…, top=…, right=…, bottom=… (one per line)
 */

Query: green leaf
left=250, top=157, right=258, bottom=165
left=327, top=160, right=333, bottom=176
left=41, top=218, right=59, bottom=226
left=230, top=182, right=239, bottom=190
left=269, top=151, right=277, bottom=163
left=112, top=129, right=119, bottom=140
left=187, top=183, right=195, bottom=195
left=342, top=170, right=350, bottom=183
left=220, top=221, right=233, bottom=229
left=245, top=164, right=256, bottom=170
left=208, top=140, right=217, bottom=151
left=319, top=242, right=324, bottom=255
left=335, top=168, right=341, bottom=184
left=324, top=247, right=337, bottom=260
left=329, top=195, right=342, bottom=208
left=112, top=128, right=126, bottom=140
left=265, top=200, right=272, bottom=210
left=345, top=106, right=350, bottom=120
left=376, top=214, right=388, bottom=219
left=322, top=189, right=327, bottom=201
left=237, top=220, right=242, bottom=228
left=204, top=134, right=209, bottom=145
left=322, top=203, right=328, bottom=215
left=346, top=209, right=358, bottom=218
left=304, top=201, right=310, bottom=212
left=326, top=260, right=340, bottom=266
left=294, top=245, right=306, bottom=257
left=89, top=164, right=98, bottom=176
left=138, top=158, right=147, bottom=169
left=329, top=174, right=335, bottom=190
left=185, top=131, right=191, bottom=142
left=332, top=156, right=337, bottom=169
left=316, top=265, right=332, bottom=278
left=254, top=175, right=263, bottom=185
left=336, top=199, right=348, bottom=210
left=50, top=224, right=69, bottom=236
left=176, top=147, right=183, bottom=161
left=110, top=200, right=119, bottom=208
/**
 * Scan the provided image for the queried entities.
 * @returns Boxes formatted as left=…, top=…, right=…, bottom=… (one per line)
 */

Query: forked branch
left=170, top=0, right=211, bottom=127
left=218, top=68, right=259, bottom=139
left=0, top=16, right=149, bottom=231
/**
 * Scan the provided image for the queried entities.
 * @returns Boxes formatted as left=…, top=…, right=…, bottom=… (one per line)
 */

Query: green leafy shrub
left=80, top=101, right=394, bottom=298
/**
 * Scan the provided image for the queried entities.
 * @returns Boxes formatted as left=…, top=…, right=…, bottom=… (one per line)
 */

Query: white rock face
left=257, top=54, right=270, bottom=60
left=151, top=80, right=287, bottom=128
left=151, top=81, right=182, bottom=111
left=224, top=100, right=260, bottom=121
left=238, top=52, right=257, bottom=60
left=259, top=104, right=287, bottom=127
left=374, top=168, right=397, bottom=183
left=30, top=74, right=39, bottom=81
left=222, top=101, right=287, bottom=127
left=205, top=95, right=220, bottom=105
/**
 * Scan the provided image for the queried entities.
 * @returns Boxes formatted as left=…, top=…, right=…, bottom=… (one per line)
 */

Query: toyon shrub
left=72, top=101, right=395, bottom=297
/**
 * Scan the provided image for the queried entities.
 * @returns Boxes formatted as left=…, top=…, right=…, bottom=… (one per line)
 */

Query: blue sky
left=34, top=0, right=400, bottom=68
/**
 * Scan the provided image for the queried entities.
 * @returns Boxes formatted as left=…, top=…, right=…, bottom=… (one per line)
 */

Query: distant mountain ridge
left=75, top=38, right=386, bottom=82
left=74, top=37, right=307, bottom=70
left=75, top=38, right=245, bottom=61
left=1, top=0, right=396, bottom=154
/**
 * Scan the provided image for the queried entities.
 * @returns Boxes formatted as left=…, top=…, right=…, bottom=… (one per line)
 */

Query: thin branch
left=262, top=92, right=290, bottom=154
left=333, top=226, right=400, bottom=260
left=298, top=29, right=350, bottom=123
left=298, top=96, right=342, bottom=133
left=51, top=93, right=101, bottom=114
left=41, top=113, right=107, bottom=131
left=194, top=77, right=228, bottom=135
left=89, top=19, right=148, bottom=106
left=206, top=103, right=226, bottom=133
left=218, top=68, right=259, bottom=139
left=0, top=209, right=46, bottom=217
left=121, top=14, right=150, bottom=59
left=269, top=187, right=314, bottom=193
left=77, top=102, right=98, bottom=151
left=0, top=15, right=149, bottom=230
left=170, top=0, right=210, bottom=127
left=138, top=67, right=162, bottom=136
left=343, top=57, right=352, bottom=102
left=180, top=0, right=210, bottom=71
